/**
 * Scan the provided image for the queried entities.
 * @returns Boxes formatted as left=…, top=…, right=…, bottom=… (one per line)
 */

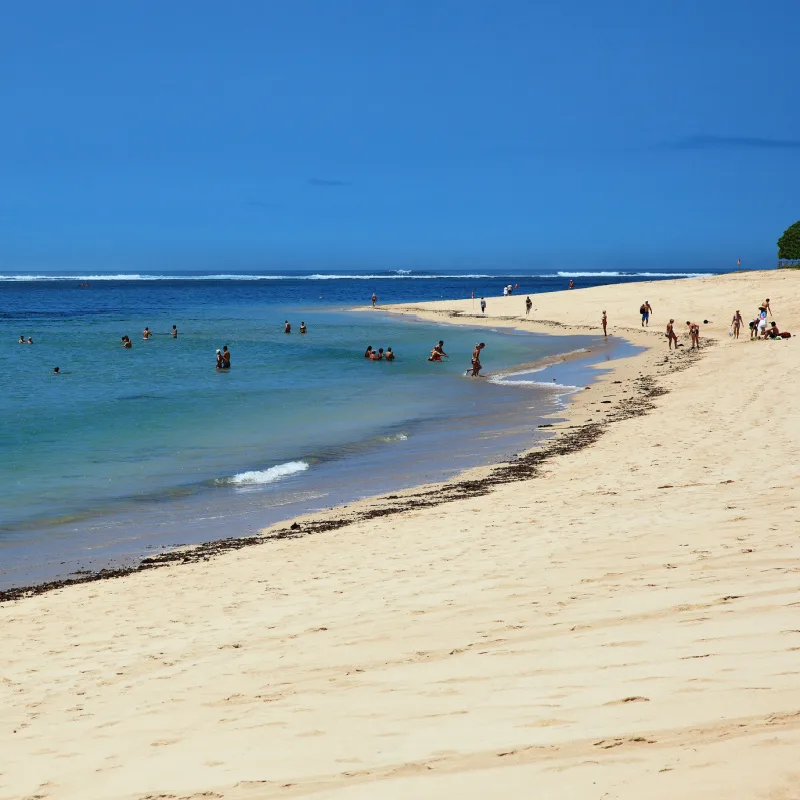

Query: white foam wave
left=553, top=271, right=706, bottom=278
left=489, top=376, right=581, bottom=391
left=222, top=461, right=309, bottom=486
left=377, top=433, right=409, bottom=442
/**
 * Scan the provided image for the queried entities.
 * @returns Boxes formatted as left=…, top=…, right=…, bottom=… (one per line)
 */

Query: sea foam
left=221, top=461, right=309, bottom=486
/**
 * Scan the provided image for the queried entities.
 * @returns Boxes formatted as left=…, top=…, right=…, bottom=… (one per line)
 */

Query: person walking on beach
left=372, top=293, right=377, bottom=307
left=568, top=279, right=575, bottom=289
left=758, top=298, right=772, bottom=318
left=686, top=321, right=700, bottom=349
left=525, top=296, right=533, bottom=316
left=731, top=310, right=743, bottom=339
left=601, top=310, right=607, bottom=337
left=470, top=342, right=485, bottom=377
left=480, top=297, right=486, bottom=314
left=666, top=319, right=678, bottom=349
left=640, top=301, right=653, bottom=327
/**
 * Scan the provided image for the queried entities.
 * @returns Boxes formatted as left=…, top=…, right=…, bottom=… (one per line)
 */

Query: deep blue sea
left=0, top=268, right=714, bottom=588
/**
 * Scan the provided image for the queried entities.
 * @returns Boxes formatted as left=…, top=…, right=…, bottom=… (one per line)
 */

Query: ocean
left=0, top=269, right=713, bottom=588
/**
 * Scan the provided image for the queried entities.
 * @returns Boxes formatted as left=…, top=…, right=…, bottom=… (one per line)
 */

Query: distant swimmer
left=433, top=340, right=448, bottom=358
left=480, top=297, right=486, bottom=314
left=372, top=293, right=377, bottom=307
left=370, top=347, right=384, bottom=360
left=18, top=335, right=25, bottom=344
left=171, top=325, right=178, bottom=338
left=469, top=342, right=486, bottom=377
left=299, top=321, right=307, bottom=334
left=666, top=319, right=678, bottom=349
left=525, top=296, right=532, bottom=316
left=385, top=347, right=395, bottom=361
left=27, top=337, right=33, bottom=344
left=215, top=349, right=223, bottom=369
left=143, top=327, right=152, bottom=340
left=221, top=345, right=231, bottom=368
left=602, top=310, right=607, bottom=337
left=121, top=335, right=132, bottom=349
left=364, top=346, right=373, bottom=358
left=284, top=321, right=291, bottom=334
left=52, top=367, right=60, bottom=374
left=640, top=301, right=653, bottom=327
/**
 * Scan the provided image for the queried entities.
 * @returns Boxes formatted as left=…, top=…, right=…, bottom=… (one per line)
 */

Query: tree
left=777, top=220, right=800, bottom=259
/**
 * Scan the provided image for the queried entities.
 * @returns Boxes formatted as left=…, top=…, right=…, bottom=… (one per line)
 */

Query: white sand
left=2, top=270, right=800, bottom=799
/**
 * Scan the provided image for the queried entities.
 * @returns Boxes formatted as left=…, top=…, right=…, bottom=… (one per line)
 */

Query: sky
left=2, top=0, right=799, bottom=272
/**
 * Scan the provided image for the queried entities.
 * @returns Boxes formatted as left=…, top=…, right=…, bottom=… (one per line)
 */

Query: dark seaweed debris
left=0, top=362, right=678, bottom=604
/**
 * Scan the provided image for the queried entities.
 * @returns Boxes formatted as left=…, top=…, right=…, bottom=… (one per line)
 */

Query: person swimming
left=299, top=321, right=307, bottom=334
left=27, top=337, right=33, bottom=344
left=18, top=335, right=25, bottom=344
left=121, top=335, right=132, bottom=349
left=385, top=347, right=395, bottom=361
left=52, top=366, right=60, bottom=374
left=364, top=346, right=373, bottom=358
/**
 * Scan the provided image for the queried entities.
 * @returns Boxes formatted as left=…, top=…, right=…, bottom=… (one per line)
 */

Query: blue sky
left=2, top=0, right=798, bottom=272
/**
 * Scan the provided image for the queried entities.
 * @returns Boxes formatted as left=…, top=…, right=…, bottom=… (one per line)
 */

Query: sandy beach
left=2, top=270, right=800, bottom=799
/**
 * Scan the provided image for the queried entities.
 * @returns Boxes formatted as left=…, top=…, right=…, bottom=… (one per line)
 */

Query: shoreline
left=4, top=270, right=800, bottom=799
left=0, top=321, right=635, bottom=601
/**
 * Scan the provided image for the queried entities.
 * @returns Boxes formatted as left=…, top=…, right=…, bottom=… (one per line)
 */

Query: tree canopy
left=777, top=220, right=800, bottom=259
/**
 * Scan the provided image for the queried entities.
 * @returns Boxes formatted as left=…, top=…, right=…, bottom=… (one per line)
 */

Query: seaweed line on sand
left=0, top=344, right=704, bottom=604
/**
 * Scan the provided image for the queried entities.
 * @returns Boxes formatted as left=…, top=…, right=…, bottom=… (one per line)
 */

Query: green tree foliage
left=777, top=220, right=800, bottom=259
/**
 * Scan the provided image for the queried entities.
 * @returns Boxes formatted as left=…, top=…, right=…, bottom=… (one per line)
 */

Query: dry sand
left=2, top=270, right=800, bottom=799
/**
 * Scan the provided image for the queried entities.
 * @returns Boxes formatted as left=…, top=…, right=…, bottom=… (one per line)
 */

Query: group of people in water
left=17, top=335, right=34, bottom=344
left=364, top=346, right=395, bottom=361
left=283, top=321, right=307, bottom=334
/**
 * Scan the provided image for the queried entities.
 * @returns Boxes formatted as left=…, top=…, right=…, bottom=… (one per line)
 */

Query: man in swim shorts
left=758, top=299, right=772, bottom=318
left=221, top=345, right=231, bottom=368
left=372, top=293, right=377, bottom=307
left=171, top=325, right=178, bottom=338
left=143, top=327, right=152, bottom=339
left=470, top=342, right=485, bottom=376
left=640, top=301, right=653, bottom=327
left=385, top=347, right=395, bottom=361
left=433, top=340, right=448, bottom=358
left=686, top=321, right=700, bottom=349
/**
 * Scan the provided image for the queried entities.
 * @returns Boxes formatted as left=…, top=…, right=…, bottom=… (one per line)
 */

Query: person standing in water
left=284, top=321, right=291, bottom=334
left=364, top=345, right=373, bottom=358
left=171, top=325, right=178, bottom=338
left=525, top=296, right=532, bottom=316
left=18, top=335, right=25, bottom=344
left=221, top=345, right=231, bottom=368
left=215, top=349, right=223, bottom=369
left=385, top=347, right=395, bottom=361
left=480, top=297, right=486, bottom=314
left=299, top=321, right=307, bottom=334
left=601, top=311, right=607, bottom=337
left=470, top=342, right=485, bottom=376
left=143, top=327, right=152, bottom=340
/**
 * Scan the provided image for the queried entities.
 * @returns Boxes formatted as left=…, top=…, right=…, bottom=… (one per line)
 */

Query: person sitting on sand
left=299, top=321, right=307, bottom=334
left=525, top=296, right=532, bottom=316
left=470, top=342, right=485, bottom=376
left=385, top=347, right=395, bottom=361
left=666, top=319, right=678, bottom=349
left=764, top=321, right=781, bottom=339
left=143, top=327, right=152, bottom=339
left=364, top=346, right=373, bottom=358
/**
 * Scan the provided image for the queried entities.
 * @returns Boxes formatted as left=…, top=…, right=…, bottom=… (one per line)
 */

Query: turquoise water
left=0, top=273, right=645, bottom=587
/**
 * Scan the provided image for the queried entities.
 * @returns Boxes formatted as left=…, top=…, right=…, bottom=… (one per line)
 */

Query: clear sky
left=2, top=0, right=799, bottom=272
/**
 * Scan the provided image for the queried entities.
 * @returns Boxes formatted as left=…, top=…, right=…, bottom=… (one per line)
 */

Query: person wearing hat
left=640, top=300, right=653, bottom=327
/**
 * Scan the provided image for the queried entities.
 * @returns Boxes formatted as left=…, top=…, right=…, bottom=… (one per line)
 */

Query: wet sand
left=2, top=270, right=800, bottom=799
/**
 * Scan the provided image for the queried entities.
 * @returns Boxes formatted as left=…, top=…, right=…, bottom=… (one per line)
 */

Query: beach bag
left=640, top=304, right=646, bottom=314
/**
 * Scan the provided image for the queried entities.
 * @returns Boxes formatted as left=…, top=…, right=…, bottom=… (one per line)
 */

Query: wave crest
left=218, top=461, right=309, bottom=486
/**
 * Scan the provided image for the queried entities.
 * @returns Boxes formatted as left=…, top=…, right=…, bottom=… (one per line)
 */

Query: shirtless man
left=601, top=311, right=607, bottom=337
left=299, top=321, right=307, bottom=334
left=284, top=321, right=291, bottom=334
left=221, top=345, right=231, bottom=368
left=371, top=293, right=377, bottom=307
left=432, top=340, right=448, bottom=358
left=731, top=310, right=743, bottom=339
left=686, top=320, right=700, bottom=349
left=525, top=296, right=533, bottom=316
left=385, top=347, right=395, bottom=361
left=758, top=298, right=772, bottom=318
left=171, top=325, right=178, bottom=338
left=18, top=335, right=25, bottom=344
left=143, top=327, right=152, bottom=340
left=470, top=342, right=485, bottom=376
left=640, top=301, right=653, bottom=327
left=121, top=335, right=132, bottom=349
left=666, top=319, right=678, bottom=349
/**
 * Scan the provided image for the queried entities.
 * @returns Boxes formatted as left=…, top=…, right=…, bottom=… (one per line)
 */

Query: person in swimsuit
left=143, top=327, right=152, bottom=340
left=299, top=322, right=307, bottom=334
left=666, top=319, right=678, bottom=349
left=121, top=335, right=132, bottom=349
left=568, top=279, right=575, bottom=289
left=27, top=337, right=33, bottom=344
left=525, top=296, right=533, bottom=316
left=686, top=321, right=700, bottom=349
left=432, top=340, right=448, bottom=358
left=18, top=335, right=25, bottom=344
left=284, top=321, right=291, bottom=334
left=221, top=345, right=231, bottom=368
left=385, top=347, right=395, bottom=361
left=373, top=347, right=385, bottom=360
left=731, top=310, right=743, bottom=339
left=480, top=297, right=486, bottom=314
left=601, top=311, right=607, bottom=337
left=364, top=346, right=373, bottom=358
left=52, top=367, right=60, bottom=374
left=470, top=342, right=485, bottom=376
left=215, top=349, right=223, bottom=369
left=758, top=299, right=772, bottom=318
left=171, top=325, right=178, bottom=338
left=640, top=301, right=653, bottom=327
